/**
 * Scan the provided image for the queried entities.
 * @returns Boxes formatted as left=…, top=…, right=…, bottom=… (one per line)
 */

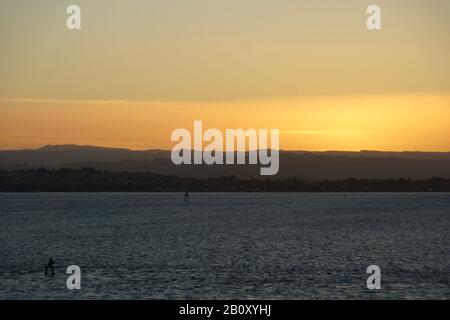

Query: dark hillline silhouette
left=1, top=145, right=450, bottom=179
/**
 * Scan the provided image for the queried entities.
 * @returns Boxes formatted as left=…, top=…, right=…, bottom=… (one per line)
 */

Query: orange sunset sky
left=1, top=0, right=450, bottom=151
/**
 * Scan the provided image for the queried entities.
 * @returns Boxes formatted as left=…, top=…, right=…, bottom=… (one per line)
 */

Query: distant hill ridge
left=1, top=144, right=450, bottom=179
left=38, top=144, right=132, bottom=152
left=9, top=144, right=450, bottom=159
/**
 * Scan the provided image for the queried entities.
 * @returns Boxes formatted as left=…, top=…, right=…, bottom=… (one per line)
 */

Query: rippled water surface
left=0, top=193, right=449, bottom=299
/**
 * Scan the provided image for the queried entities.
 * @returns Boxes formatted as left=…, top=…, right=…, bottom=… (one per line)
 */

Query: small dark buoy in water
left=45, top=256, right=55, bottom=276
left=184, top=191, right=189, bottom=201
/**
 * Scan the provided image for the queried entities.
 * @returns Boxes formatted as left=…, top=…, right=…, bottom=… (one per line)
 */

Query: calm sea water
left=0, top=193, right=449, bottom=299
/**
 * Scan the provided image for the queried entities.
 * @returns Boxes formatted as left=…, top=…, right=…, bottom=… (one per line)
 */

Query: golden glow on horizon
left=1, top=93, right=449, bottom=152
left=1, top=1, right=449, bottom=152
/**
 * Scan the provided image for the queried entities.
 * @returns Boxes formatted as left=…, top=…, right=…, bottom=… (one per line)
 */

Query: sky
left=0, top=0, right=449, bottom=151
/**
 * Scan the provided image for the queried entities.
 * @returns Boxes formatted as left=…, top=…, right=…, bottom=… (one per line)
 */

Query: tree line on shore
left=0, top=168, right=449, bottom=192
